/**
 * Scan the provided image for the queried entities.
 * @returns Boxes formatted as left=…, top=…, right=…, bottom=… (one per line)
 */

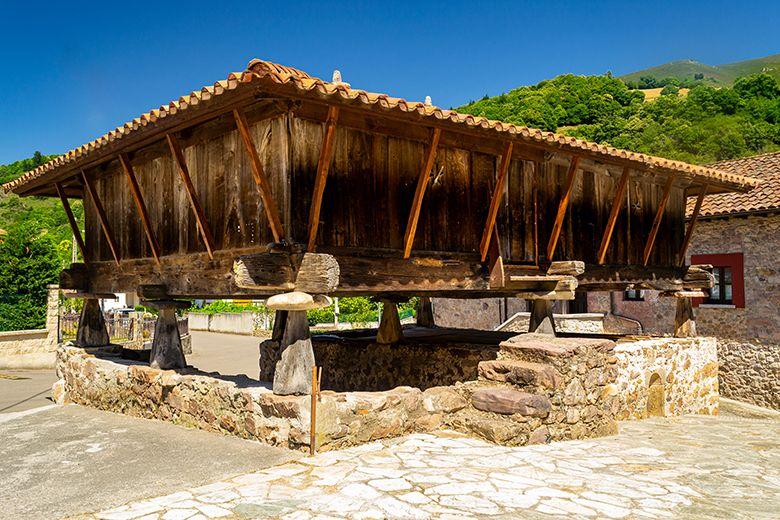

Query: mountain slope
left=621, top=53, right=780, bottom=86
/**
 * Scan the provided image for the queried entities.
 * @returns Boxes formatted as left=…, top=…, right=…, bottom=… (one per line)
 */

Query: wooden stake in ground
left=310, top=364, right=318, bottom=456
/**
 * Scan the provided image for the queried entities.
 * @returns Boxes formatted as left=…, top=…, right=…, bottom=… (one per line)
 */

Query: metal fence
left=61, top=312, right=188, bottom=344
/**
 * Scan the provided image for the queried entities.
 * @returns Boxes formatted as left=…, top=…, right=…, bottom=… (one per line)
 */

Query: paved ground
left=80, top=411, right=780, bottom=520
left=187, top=331, right=262, bottom=379
left=0, top=405, right=299, bottom=520
left=0, top=368, right=58, bottom=413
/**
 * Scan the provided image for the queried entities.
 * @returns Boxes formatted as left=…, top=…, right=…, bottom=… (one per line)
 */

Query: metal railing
left=60, top=312, right=188, bottom=345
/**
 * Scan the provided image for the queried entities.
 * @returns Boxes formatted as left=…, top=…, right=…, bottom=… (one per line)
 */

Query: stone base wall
left=260, top=337, right=499, bottom=392
left=718, top=340, right=779, bottom=409
left=0, top=329, right=52, bottom=355
left=613, top=337, right=719, bottom=420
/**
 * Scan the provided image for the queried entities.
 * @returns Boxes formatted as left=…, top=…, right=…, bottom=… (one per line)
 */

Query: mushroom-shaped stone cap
left=266, top=291, right=332, bottom=311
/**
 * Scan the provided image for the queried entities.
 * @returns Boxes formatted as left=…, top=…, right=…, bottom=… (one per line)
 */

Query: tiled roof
left=688, top=151, right=780, bottom=218
left=3, top=59, right=761, bottom=194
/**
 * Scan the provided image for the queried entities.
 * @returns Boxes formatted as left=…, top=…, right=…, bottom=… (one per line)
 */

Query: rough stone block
left=478, top=360, right=562, bottom=389
left=471, top=387, right=551, bottom=417
left=421, top=386, right=468, bottom=413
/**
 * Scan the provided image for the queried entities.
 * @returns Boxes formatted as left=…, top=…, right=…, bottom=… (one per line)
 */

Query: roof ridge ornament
left=331, top=69, right=350, bottom=88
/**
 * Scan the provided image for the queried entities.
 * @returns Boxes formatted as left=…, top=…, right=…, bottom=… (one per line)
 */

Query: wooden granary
left=4, top=59, right=758, bottom=389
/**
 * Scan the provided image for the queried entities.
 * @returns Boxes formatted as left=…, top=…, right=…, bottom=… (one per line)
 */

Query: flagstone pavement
left=82, top=412, right=779, bottom=520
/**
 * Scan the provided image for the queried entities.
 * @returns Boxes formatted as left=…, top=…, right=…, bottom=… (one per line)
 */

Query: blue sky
left=0, top=0, right=777, bottom=164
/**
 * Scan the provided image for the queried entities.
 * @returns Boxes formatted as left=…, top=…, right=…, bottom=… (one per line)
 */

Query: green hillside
left=621, top=53, right=780, bottom=87
left=459, top=73, right=780, bottom=165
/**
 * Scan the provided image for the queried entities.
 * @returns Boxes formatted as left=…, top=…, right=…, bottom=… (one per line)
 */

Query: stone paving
left=84, top=412, right=780, bottom=520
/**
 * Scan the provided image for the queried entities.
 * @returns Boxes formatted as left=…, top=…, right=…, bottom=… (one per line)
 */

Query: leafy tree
left=0, top=221, right=61, bottom=330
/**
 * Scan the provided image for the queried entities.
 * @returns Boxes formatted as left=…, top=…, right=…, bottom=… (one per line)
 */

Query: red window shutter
left=690, top=253, right=745, bottom=308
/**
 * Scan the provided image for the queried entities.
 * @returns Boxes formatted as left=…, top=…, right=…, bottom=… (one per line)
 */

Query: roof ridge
left=2, top=58, right=762, bottom=194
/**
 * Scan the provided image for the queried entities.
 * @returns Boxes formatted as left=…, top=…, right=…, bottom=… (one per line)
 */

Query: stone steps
left=478, top=359, right=562, bottom=390
left=498, top=333, right=615, bottom=363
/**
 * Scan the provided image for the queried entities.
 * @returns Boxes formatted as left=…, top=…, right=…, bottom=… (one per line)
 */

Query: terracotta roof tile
left=688, top=151, right=780, bottom=218
left=3, top=59, right=761, bottom=194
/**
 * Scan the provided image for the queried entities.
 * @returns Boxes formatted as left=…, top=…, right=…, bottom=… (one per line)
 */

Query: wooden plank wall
left=83, top=112, right=686, bottom=267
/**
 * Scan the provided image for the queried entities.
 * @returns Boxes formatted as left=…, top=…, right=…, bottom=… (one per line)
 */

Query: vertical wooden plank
left=402, top=127, right=442, bottom=258
left=234, top=108, right=286, bottom=242
left=678, top=185, right=708, bottom=266
left=307, top=106, right=340, bottom=252
left=119, top=154, right=161, bottom=265
left=546, top=155, right=580, bottom=261
left=597, top=166, right=630, bottom=264
left=55, top=182, right=88, bottom=264
left=642, top=174, right=676, bottom=266
left=81, top=170, right=120, bottom=266
left=479, top=142, right=513, bottom=261
left=166, top=133, right=217, bottom=259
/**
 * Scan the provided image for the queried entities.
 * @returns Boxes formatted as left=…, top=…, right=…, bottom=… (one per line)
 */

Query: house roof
left=688, top=151, right=780, bottom=218
left=2, top=59, right=761, bottom=195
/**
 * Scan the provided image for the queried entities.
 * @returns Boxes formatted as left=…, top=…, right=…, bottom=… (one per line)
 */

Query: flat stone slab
left=500, top=333, right=615, bottom=359
left=471, top=387, right=552, bottom=417
left=478, top=359, right=562, bottom=389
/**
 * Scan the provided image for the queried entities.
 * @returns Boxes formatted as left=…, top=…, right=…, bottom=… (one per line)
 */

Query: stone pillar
left=145, top=300, right=189, bottom=370
left=674, top=297, right=696, bottom=338
left=528, top=299, right=556, bottom=335
left=45, top=284, right=60, bottom=349
left=416, top=296, right=435, bottom=328
left=76, top=298, right=110, bottom=347
left=266, top=291, right=330, bottom=395
left=377, top=301, right=403, bottom=344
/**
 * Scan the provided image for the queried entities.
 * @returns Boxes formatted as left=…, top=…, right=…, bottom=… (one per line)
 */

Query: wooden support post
left=55, top=182, right=88, bottom=265
left=307, top=106, right=340, bottom=252
left=643, top=174, right=675, bottom=266
left=119, top=153, right=161, bottom=266
left=81, top=170, right=120, bottom=266
left=76, top=298, right=110, bottom=347
left=528, top=299, right=556, bottom=335
left=144, top=299, right=189, bottom=369
left=233, top=107, right=286, bottom=242
left=546, top=155, right=581, bottom=261
left=376, top=301, right=403, bottom=344
left=166, top=133, right=217, bottom=259
left=479, top=142, right=514, bottom=261
left=597, top=166, right=630, bottom=264
left=678, top=185, right=708, bottom=267
left=310, top=364, right=319, bottom=456
left=402, top=128, right=442, bottom=258
left=674, top=297, right=696, bottom=338
left=416, top=297, right=435, bottom=328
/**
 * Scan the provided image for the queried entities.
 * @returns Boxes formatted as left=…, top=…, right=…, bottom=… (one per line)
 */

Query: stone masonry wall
left=0, top=285, right=59, bottom=359
left=613, top=337, right=719, bottom=420
left=260, top=337, right=500, bottom=392
left=589, top=214, right=780, bottom=410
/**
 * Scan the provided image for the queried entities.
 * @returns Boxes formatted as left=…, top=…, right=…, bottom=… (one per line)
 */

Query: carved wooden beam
left=80, top=169, right=120, bottom=266
left=307, top=106, right=340, bottom=252
left=118, top=153, right=161, bottom=266
left=402, top=127, right=442, bottom=258
left=597, top=166, right=630, bottom=265
left=642, top=174, right=675, bottom=266
left=677, top=184, right=708, bottom=267
left=546, top=155, right=581, bottom=261
left=166, top=133, right=217, bottom=259
left=479, top=142, right=513, bottom=262
left=233, top=107, right=286, bottom=242
left=55, top=182, right=89, bottom=265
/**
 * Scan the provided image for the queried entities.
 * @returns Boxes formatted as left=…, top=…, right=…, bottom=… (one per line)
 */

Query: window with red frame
left=690, top=253, right=745, bottom=308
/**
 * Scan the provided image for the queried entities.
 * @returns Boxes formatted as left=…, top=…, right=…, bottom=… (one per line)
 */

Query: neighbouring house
left=590, top=151, right=780, bottom=410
